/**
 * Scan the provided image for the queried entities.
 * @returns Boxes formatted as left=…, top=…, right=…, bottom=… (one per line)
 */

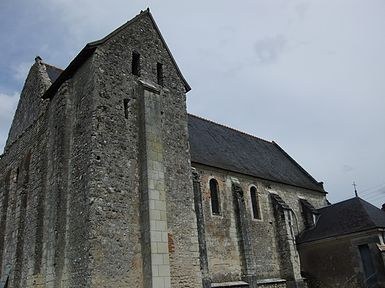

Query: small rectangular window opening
left=157, top=63, right=163, bottom=86
left=24, top=152, right=32, bottom=184
left=250, top=187, right=261, bottom=219
left=210, top=179, right=221, bottom=215
left=123, top=99, right=129, bottom=119
left=15, top=167, right=20, bottom=184
left=132, top=51, right=140, bottom=76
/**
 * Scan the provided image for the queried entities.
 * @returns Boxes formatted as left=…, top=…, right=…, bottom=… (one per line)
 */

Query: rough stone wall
left=5, top=59, right=51, bottom=149
left=1, top=11, right=202, bottom=288
left=45, top=56, right=95, bottom=288
left=161, top=85, right=202, bottom=288
left=268, top=183, right=327, bottom=235
left=299, top=232, right=385, bottom=288
left=192, top=163, right=327, bottom=283
left=257, top=282, right=287, bottom=288
left=87, top=13, right=201, bottom=287
left=195, top=167, right=244, bottom=283
left=0, top=62, right=51, bottom=287
left=270, top=195, right=304, bottom=288
left=0, top=53, right=96, bottom=287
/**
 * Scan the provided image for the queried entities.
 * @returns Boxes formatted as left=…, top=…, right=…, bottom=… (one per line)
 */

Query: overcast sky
left=1, top=0, right=384, bottom=207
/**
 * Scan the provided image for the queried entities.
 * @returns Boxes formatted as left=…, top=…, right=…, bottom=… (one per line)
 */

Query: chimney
left=35, top=56, right=42, bottom=64
left=382, top=204, right=385, bottom=212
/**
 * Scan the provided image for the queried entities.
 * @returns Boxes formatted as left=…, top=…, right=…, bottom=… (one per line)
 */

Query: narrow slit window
left=209, top=179, right=220, bottom=215
left=250, top=186, right=261, bottom=219
left=123, top=98, right=129, bottom=119
left=24, top=152, right=32, bottom=184
left=157, top=63, right=163, bottom=86
left=132, top=51, right=140, bottom=76
left=15, top=167, right=20, bottom=184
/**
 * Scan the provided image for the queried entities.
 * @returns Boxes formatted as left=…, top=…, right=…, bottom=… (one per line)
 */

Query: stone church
left=0, top=9, right=329, bottom=288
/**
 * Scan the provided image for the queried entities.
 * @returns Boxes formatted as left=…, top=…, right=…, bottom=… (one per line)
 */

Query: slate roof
left=188, top=114, right=325, bottom=192
left=297, top=197, right=385, bottom=244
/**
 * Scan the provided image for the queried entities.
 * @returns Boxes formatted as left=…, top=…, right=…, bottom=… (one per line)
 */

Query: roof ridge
left=358, top=197, right=385, bottom=227
left=188, top=113, right=272, bottom=144
left=318, top=197, right=357, bottom=210
left=358, top=198, right=377, bottom=227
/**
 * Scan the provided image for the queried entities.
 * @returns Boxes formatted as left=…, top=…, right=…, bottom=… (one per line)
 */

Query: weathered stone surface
left=192, top=163, right=326, bottom=285
left=0, top=10, right=328, bottom=288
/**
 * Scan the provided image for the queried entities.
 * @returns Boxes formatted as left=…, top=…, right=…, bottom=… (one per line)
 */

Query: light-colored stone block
left=157, top=242, right=168, bottom=254
left=158, top=264, right=170, bottom=277
left=151, top=231, right=162, bottom=242
left=152, top=265, right=159, bottom=277
left=152, top=276, right=165, bottom=288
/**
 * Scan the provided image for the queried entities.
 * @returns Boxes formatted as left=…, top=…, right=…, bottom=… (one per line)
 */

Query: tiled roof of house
left=188, top=114, right=325, bottom=192
left=297, top=197, right=385, bottom=244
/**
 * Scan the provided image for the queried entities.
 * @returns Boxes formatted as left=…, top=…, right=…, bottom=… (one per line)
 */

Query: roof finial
left=353, top=181, right=358, bottom=197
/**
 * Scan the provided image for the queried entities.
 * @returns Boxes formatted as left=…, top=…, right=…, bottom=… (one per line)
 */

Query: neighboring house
left=297, top=197, right=385, bottom=288
left=0, top=8, right=350, bottom=288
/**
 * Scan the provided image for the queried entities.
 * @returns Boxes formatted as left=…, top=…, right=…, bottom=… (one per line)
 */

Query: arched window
left=250, top=186, right=261, bottom=219
left=209, top=179, right=220, bottom=215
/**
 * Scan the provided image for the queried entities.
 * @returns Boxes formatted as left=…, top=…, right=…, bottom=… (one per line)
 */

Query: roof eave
left=42, top=44, right=96, bottom=99
left=297, top=227, right=384, bottom=245
left=191, top=161, right=328, bottom=194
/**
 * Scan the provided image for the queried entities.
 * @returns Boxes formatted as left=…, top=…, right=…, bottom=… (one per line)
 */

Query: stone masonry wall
left=299, top=232, right=385, bottom=288
left=257, top=281, right=287, bottom=288
left=5, top=59, right=51, bottom=149
left=192, top=163, right=327, bottom=284
left=52, top=56, right=95, bottom=287
left=1, top=11, right=202, bottom=288
left=0, top=114, right=49, bottom=288
left=0, top=60, right=52, bottom=287
left=87, top=12, right=201, bottom=287
left=0, top=54, right=96, bottom=287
